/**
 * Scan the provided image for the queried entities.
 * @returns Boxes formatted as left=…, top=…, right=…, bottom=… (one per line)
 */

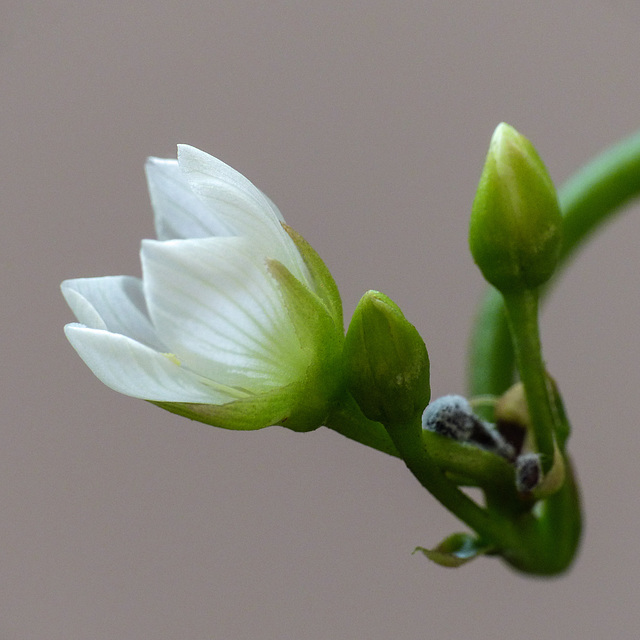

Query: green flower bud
left=469, top=123, right=563, bottom=292
left=343, top=290, right=430, bottom=425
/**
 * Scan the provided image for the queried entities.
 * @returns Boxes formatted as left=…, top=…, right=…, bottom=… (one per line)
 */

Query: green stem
left=384, top=418, right=518, bottom=551
left=537, top=455, right=582, bottom=572
left=325, top=394, right=517, bottom=492
left=324, top=393, right=400, bottom=457
left=468, top=128, right=640, bottom=398
left=501, top=290, right=555, bottom=472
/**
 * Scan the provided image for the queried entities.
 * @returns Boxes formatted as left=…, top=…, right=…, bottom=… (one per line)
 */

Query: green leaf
left=413, top=533, right=491, bottom=568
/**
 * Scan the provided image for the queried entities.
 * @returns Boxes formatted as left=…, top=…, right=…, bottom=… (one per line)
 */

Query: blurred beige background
left=3, top=1, right=640, bottom=638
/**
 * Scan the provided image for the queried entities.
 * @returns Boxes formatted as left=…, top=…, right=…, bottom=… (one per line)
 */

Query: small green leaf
left=413, top=533, right=491, bottom=568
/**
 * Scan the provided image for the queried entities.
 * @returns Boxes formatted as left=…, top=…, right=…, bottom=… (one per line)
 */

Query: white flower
left=62, top=145, right=344, bottom=431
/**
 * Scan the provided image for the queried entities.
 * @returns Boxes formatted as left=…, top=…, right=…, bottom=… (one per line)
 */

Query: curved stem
left=468, top=128, right=640, bottom=398
left=325, top=393, right=517, bottom=492
left=324, top=392, right=400, bottom=457
left=501, top=290, right=556, bottom=471
left=384, top=418, right=519, bottom=551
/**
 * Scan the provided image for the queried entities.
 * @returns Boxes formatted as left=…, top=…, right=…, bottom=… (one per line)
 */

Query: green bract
left=342, top=290, right=430, bottom=425
left=469, top=123, right=562, bottom=292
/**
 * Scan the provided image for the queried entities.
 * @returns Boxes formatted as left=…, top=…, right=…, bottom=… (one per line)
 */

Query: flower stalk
left=501, top=289, right=556, bottom=472
left=382, top=415, right=519, bottom=554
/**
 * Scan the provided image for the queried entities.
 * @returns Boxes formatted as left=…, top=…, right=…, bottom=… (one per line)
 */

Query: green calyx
left=266, top=257, right=345, bottom=431
left=154, top=226, right=346, bottom=434
left=469, top=123, right=562, bottom=293
left=343, top=290, right=430, bottom=425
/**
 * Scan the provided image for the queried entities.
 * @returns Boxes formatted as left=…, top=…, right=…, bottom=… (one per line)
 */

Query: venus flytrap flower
left=62, top=145, right=344, bottom=432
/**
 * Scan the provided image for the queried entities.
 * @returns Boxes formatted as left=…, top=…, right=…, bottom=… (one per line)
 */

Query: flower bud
left=422, top=395, right=477, bottom=441
left=494, top=382, right=565, bottom=497
left=469, top=123, right=562, bottom=292
left=422, top=395, right=515, bottom=461
left=514, top=452, right=542, bottom=494
left=343, top=291, right=430, bottom=424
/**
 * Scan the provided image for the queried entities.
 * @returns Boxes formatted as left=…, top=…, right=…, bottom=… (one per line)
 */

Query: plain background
left=3, top=1, right=640, bottom=638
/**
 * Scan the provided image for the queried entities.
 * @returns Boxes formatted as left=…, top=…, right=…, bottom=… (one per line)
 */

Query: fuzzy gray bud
left=422, top=395, right=515, bottom=460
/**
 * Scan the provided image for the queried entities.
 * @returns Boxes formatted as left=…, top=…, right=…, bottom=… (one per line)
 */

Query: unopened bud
left=422, top=395, right=514, bottom=460
left=343, top=290, right=430, bottom=424
left=495, top=382, right=566, bottom=497
left=469, top=123, right=562, bottom=292
left=515, top=453, right=542, bottom=494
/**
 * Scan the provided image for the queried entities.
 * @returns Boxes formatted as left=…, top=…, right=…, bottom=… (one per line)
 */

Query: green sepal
left=149, top=386, right=298, bottom=431
left=266, top=257, right=345, bottom=430
left=282, top=223, right=343, bottom=329
left=413, top=533, right=492, bottom=568
left=152, top=256, right=345, bottom=434
left=421, top=429, right=515, bottom=491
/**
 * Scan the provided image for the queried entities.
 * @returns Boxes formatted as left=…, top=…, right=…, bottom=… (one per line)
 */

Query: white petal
left=176, top=145, right=310, bottom=284
left=145, top=157, right=234, bottom=240
left=141, top=237, right=308, bottom=392
left=64, top=324, right=243, bottom=403
left=177, top=144, right=285, bottom=225
left=61, top=276, right=165, bottom=351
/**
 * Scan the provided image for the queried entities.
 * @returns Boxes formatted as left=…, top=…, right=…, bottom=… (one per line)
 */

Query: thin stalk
left=324, top=393, right=400, bottom=457
left=325, top=394, right=517, bottom=493
left=501, top=290, right=555, bottom=472
left=385, top=418, right=518, bottom=552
